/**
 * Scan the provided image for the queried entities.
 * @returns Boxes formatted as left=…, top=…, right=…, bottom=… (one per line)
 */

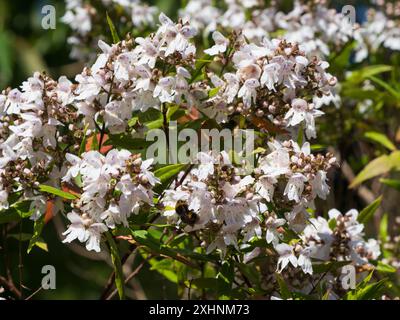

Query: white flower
left=311, top=170, right=330, bottom=200
left=238, top=78, right=259, bottom=108
left=62, top=211, right=108, bottom=253
left=255, top=175, right=277, bottom=202
left=243, top=247, right=261, bottom=263
left=204, top=31, right=229, bottom=56
left=0, top=189, right=9, bottom=211
left=285, top=98, right=324, bottom=139
left=298, top=247, right=313, bottom=275
left=265, top=216, right=285, bottom=245
left=284, top=173, right=307, bottom=203
left=61, top=7, right=91, bottom=36
left=104, top=100, right=132, bottom=134
left=153, top=77, right=175, bottom=103
left=260, top=62, right=280, bottom=91
left=222, top=73, right=240, bottom=103
left=275, top=243, right=297, bottom=272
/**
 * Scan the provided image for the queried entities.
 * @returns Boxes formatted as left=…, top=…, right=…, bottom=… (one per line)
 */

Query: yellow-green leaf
left=364, top=131, right=396, bottom=151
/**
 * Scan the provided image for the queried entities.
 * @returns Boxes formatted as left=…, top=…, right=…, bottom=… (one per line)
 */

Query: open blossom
left=285, top=98, right=324, bottom=139
left=204, top=31, right=229, bottom=56
left=63, top=211, right=108, bottom=252
left=276, top=243, right=298, bottom=273
left=62, top=149, right=159, bottom=250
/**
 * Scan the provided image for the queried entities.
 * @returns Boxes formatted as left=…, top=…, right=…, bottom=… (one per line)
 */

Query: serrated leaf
left=39, top=185, right=78, bottom=200
left=105, top=232, right=125, bottom=300
left=365, top=131, right=396, bottom=151
left=358, top=196, right=382, bottom=224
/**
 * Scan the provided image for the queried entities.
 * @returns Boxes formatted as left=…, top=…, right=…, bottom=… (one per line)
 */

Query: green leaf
left=358, top=196, right=382, bottom=224
left=0, top=200, right=33, bottom=224
left=79, top=124, right=90, bottom=156
left=376, top=261, right=396, bottom=273
left=34, top=241, right=48, bottom=252
left=368, top=76, right=400, bottom=100
left=149, top=259, right=178, bottom=283
left=350, top=151, right=400, bottom=188
left=27, top=215, right=46, bottom=254
left=276, top=274, right=292, bottom=299
left=364, top=131, right=396, bottom=151
left=346, top=278, right=388, bottom=300
left=312, top=261, right=351, bottom=274
left=106, top=134, right=153, bottom=151
left=328, top=218, right=337, bottom=230
left=39, top=185, right=78, bottom=200
left=105, top=232, right=125, bottom=300
left=344, top=271, right=388, bottom=300
left=208, top=87, right=220, bottom=98
left=8, top=233, right=33, bottom=241
left=106, top=12, right=120, bottom=43
left=217, top=261, right=234, bottom=285
left=154, top=164, right=187, bottom=193
left=346, top=65, right=393, bottom=84
left=380, top=178, right=400, bottom=191
left=379, top=213, right=389, bottom=245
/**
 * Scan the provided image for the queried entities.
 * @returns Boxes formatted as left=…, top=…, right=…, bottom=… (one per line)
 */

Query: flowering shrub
left=0, top=0, right=399, bottom=300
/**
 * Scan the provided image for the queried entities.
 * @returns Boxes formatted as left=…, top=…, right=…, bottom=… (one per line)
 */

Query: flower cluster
left=0, top=72, right=77, bottom=218
left=72, top=13, right=198, bottom=134
left=163, top=151, right=260, bottom=257
left=302, top=209, right=381, bottom=268
left=180, top=0, right=354, bottom=56
left=62, top=0, right=158, bottom=59
left=162, top=139, right=343, bottom=276
left=0, top=9, right=384, bottom=296
left=203, top=36, right=337, bottom=138
left=354, top=6, right=400, bottom=62
left=62, top=149, right=159, bottom=252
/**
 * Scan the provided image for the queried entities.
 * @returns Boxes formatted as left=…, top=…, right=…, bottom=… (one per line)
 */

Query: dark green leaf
left=358, top=196, right=382, bottom=224
left=105, top=232, right=125, bottom=300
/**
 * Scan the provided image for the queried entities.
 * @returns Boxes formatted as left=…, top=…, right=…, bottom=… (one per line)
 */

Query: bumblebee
left=175, top=200, right=198, bottom=226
